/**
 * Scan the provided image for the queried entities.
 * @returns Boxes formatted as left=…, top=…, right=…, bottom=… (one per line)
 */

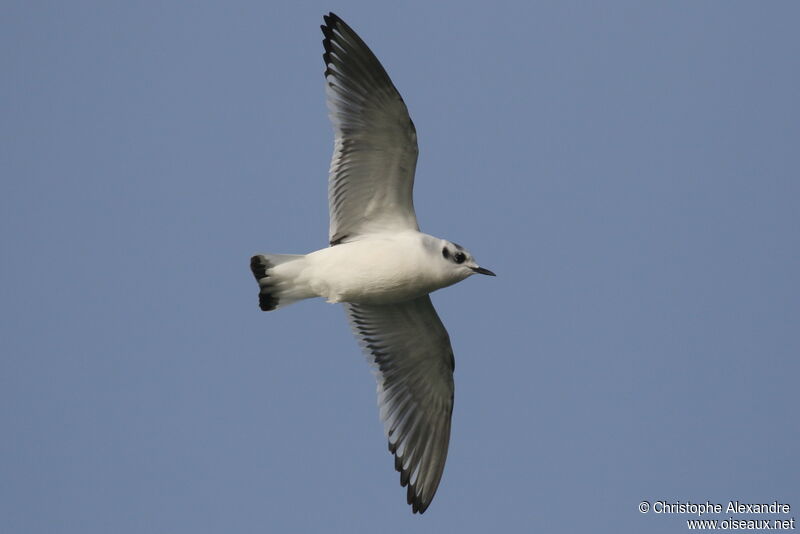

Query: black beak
left=472, top=266, right=496, bottom=276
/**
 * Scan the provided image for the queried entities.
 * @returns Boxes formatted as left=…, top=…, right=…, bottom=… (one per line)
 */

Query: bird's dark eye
left=454, top=252, right=466, bottom=264
left=442, top=247, right=450, bottom=259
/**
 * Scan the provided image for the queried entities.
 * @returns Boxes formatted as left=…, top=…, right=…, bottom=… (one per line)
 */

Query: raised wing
left=321, top=13, right=420, bottom=246
left=345, top=296, right=455, bottom=514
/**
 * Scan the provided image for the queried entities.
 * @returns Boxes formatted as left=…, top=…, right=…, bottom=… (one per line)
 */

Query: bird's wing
left=322, top=13, right=420, bottom=246
left=344, top=296, right=454, bottom=514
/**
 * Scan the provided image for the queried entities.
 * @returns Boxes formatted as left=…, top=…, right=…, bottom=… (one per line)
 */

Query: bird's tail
left=250, top=254, right=314, bottom=311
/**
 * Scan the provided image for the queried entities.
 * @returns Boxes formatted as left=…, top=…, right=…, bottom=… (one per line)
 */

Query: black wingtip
left=409, top=483, right=429, bottom=514
left=321, top=16, right=337, bottom=73
left=321, top=12, right=341, bottom=36
left=388, top=439, right=431, bottom=515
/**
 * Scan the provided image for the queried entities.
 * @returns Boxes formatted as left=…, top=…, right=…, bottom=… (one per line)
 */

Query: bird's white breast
left=303, top=231, right=455, bottom=304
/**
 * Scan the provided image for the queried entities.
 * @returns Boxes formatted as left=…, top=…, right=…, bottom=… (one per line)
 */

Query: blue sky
left=2, top=1, right=798, bottom=532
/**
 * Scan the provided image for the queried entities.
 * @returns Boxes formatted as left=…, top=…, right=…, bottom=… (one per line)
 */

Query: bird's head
left=439, top=240, right=495, bottom=280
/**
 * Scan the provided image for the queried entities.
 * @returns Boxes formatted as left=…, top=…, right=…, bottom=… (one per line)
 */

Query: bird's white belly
left=304, top=236, right=443, bottom=304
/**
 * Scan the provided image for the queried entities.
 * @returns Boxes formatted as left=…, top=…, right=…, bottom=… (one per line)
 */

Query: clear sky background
left=2, top=1, right=798, bottom=532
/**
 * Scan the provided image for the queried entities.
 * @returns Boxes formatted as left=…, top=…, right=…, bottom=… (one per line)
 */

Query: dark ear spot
left=442, top=247, right=450, bottom=259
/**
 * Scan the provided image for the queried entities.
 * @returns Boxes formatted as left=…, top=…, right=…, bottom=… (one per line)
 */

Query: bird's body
left=250, top=13, right=493, bottom=513
left=258, top=232, right=472, bottom=306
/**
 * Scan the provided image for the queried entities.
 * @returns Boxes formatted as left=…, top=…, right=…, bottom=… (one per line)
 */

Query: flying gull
left=250, top=12, right=494, bottom=514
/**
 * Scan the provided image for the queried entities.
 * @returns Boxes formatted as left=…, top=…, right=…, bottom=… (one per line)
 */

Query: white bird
left=250, top=12, right=494, bottom=514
